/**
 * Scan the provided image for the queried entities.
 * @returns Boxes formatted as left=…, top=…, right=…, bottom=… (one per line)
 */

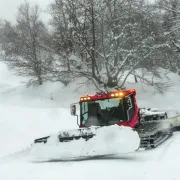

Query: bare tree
left=1, top=2, right=53, bottom=86
left=0, top=0, right=173, bottom=93
left=46, top=0, right=172, bottom=93
left=156, top=0, right=180, bottom=74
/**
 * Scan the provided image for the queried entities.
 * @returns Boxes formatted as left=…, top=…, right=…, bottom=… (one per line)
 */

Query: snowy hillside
left=1, top=61, right=180, bottom=180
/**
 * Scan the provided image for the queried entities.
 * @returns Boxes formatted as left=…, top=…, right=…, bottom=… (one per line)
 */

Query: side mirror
left=70, top=104, right=76, bottom=116
left=70, top=103, right=79, bottom=126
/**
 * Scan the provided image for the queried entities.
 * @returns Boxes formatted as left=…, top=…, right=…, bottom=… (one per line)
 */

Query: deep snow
left=1, top=61, right=180, bottom=180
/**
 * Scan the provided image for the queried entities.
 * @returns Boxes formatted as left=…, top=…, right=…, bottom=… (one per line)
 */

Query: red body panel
left=118, top=104, right=139, bottom=128
left=80, top=89, right=136, bottom=102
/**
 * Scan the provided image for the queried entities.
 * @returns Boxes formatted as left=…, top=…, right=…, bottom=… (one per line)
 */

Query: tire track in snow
left=157, top=139, right=174, bottom=160
left=158, top=132, right=180, bottom=162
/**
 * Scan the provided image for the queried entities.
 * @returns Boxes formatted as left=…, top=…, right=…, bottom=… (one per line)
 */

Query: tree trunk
left=91, top=1, right=96, bottom=78
left=134, top=75, right=138, bottom=83
left=38, top=74, right=43, bottom=85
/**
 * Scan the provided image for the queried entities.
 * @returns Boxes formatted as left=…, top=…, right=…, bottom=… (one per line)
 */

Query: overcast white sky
left=0, top=0, right=53, bottom=23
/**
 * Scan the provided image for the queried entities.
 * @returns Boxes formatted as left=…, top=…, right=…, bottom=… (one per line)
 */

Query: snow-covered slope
left=1, top=61, right=180, bottom=180
left=0, top=105, right=76, bottom=158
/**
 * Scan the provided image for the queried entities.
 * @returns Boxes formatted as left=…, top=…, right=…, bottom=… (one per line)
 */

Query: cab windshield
left=81, top=98, right=125, bottom=127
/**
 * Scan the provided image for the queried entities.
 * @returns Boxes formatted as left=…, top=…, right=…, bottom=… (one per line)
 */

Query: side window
left=126, top=95, right=135, bottom=120
left=81, top=102, right=88, bottom=125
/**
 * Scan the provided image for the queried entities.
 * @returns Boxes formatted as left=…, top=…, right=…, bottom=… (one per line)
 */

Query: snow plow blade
left=34, top=127, right=98, bottom=144
left=31, top=125, right=140, bottom=161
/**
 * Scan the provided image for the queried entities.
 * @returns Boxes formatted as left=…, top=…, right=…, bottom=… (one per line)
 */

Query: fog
left=0, top=0, right=52, bottom=23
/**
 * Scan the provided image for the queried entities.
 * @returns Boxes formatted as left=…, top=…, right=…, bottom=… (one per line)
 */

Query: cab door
left=125, top=94, right=135, bottom=121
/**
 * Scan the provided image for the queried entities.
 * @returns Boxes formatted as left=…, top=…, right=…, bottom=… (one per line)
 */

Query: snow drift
left=30, top=125, right=140, bottom=161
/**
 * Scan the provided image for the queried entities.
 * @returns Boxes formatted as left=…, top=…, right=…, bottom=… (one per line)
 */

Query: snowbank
left=0, top=105, right=77, bottom=158
left=30, top=125, right=140, bottom=161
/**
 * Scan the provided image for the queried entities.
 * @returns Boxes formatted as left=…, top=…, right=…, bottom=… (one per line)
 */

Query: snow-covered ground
left=1, top=61, right=180, bottom=180
left=1, top=133, right=180, bottom=180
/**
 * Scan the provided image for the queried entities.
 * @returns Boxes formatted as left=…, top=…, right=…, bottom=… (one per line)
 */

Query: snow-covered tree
left=0, top=0, right=174, bottom=92
left=157, top=0, right=180, bottom=74
left=48, top=0, right=169, bottom=92
left=0, top=2, right=53, bottom=86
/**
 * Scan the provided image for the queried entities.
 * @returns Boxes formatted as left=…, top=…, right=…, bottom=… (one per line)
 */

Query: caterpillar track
left=136, top=121, right=173, bottom=149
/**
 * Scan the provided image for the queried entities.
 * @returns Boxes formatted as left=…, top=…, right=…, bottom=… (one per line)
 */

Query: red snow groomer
left=34, top=89, right=174, bottom=149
